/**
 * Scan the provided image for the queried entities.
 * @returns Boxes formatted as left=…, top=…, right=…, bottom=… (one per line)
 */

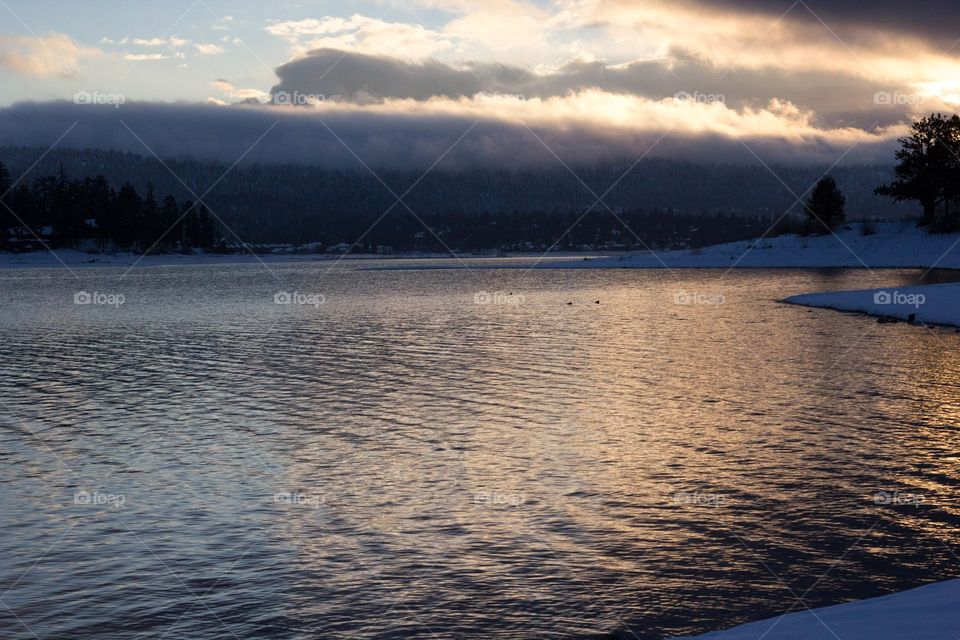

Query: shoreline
left=537, top=222, right=960, bottom=270
left=6, top=222, right=960, bottom=328
left=0, top=250, right=605, bottom=270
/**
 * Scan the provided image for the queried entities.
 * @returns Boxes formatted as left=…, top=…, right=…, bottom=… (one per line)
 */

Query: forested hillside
left=0, top=146, right=911, bottom=251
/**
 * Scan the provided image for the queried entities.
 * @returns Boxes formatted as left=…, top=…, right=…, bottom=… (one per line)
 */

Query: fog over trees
left=3, top=132, right=950, bottom=253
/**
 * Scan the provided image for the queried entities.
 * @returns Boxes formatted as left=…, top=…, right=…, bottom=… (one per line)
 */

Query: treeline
left=8, top=127, right=953, bottom=253
left=0, top=158, right=784, bottom=253
left=0, top=163, right=217, bottom=252
left=0, top=147, right=909, bottom=244
left=275, top=209, right=793, bottom=253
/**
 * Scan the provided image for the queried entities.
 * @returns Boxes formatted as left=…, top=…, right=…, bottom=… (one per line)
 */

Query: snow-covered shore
left=785, top=282, right=960, bottom=327
left=676, top=578, right=960, bottom=639
left=541, top=222, right=960, bottom=270
left=538, top=221, right=960, bottom=326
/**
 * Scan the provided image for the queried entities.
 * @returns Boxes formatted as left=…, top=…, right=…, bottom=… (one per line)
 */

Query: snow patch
left=785, top=282, right=960, bottom=327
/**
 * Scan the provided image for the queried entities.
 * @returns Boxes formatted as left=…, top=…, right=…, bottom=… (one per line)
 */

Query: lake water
left=2, top=260, right=960, bottom=639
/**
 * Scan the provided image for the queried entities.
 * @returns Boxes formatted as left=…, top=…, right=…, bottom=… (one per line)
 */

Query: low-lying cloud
left=0, top=98, right=902, bottom=171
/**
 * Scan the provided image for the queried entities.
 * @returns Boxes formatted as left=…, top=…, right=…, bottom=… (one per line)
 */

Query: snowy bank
left=675, top=578, right=960, bottom=639
left=785, top=282, right=960, bottom=327
left=541, top=222, right=960, bottom=269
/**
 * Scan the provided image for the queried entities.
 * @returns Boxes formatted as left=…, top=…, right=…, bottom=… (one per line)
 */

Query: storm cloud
left=683, top=0, right=960, bottom=46
left=271, top=48, right=913, bottom=129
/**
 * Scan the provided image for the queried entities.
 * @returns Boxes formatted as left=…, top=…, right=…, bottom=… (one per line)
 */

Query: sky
left=1, top=0, right=959, bottom=168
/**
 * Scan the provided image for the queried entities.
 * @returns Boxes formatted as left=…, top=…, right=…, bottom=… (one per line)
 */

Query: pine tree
left=877, top=113, right=959, bottom=226
left=115, top=183, right=142, bottom=251
left=0, top=161, right=9, bottom=198
left=805, top=176, right=846, bottom=232
left=159, top=195, right=181, bottom=251
left=140, top=184, right=160, bottom=252
left=198, top=204, right=216, bottom=250
left=0, top=161, right=10, bottom=243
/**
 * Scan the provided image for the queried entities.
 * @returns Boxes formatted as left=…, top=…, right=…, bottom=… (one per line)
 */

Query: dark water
left=1, top=261, right=960, bottom=639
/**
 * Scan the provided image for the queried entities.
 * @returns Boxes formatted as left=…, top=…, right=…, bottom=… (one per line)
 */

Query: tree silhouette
left=115, top=183, right=142, bottom=250
left=0, top=161, right=9, bottom=197
left=876, top=113, right=960, bottom=227
left=805, top=176, right=846, bottom=232
left=0, top=161, right=10, bottom=234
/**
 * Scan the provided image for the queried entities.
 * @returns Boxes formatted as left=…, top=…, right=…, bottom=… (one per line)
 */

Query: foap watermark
left=74, top=91, right=126, bottom=108
left=873, top=290, right=925, bottom=309
left=673, top=492, right=725, bottom=508
left=73, top=490, right=126, bottom=509
left=873, top=91, right=927, bottom=106
left=674, top=290, right=725, bottom=306
left=474, top=291, right=525, bottom=306
left=873, top=490, right=923, bottom=507
left=273, top=91, right=325, bottom=106
left=674, top=91, right=725, bottom=105
left=273, top=491, right=325, bottom=508
left=274, top=291, right=326, bottom=308
left=74, top=290, right=125, bottom=308
left=474, top=491, right=526, bottom=507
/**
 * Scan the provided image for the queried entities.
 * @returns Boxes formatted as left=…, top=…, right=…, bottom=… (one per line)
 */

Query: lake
left=2, top=260, right=960, bottom=639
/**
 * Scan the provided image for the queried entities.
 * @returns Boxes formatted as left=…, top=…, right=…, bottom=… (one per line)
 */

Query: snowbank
left=541, top=222, right=960, bottom=269
left=785, top=282, right=960, bottom=327
left=676, top=578, right=960, bottom=639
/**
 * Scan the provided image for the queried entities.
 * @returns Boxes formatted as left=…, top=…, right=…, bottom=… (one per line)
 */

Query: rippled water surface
left=2, top=260, right=960, bottom=639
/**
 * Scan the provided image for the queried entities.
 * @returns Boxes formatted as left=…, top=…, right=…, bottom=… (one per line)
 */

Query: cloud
left=272, top=49, right=484, bottom=102
left=194, top=43, right=226, bottom=56
left=266, top=14, right=455, bottom=60
left=680, top=0, right=960, bottom=47
left=263, top=4, right=960, bottom=121
left=211, top=16, right=235, bottom=32
left=564, top=0, right=960, bottom=89
left=123, top=53, right=168, bottom=61
left=211, top=79, right=269, bottom=102
left=0, top=33, right=100, bottom=78
left=128, top=36, right=189, bottom=48
left=0, top=98, right=903, bottom=172
left=271, top=48, right=943, bottom=130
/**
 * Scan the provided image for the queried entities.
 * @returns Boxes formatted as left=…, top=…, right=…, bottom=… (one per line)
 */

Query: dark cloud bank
left=0, top=39, right=919, bottom=170
left=0, top=99, right=901, bottom=170
left=272, top=49, right=907, bottom=130
left=684, top=0, right=960, bottom=46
